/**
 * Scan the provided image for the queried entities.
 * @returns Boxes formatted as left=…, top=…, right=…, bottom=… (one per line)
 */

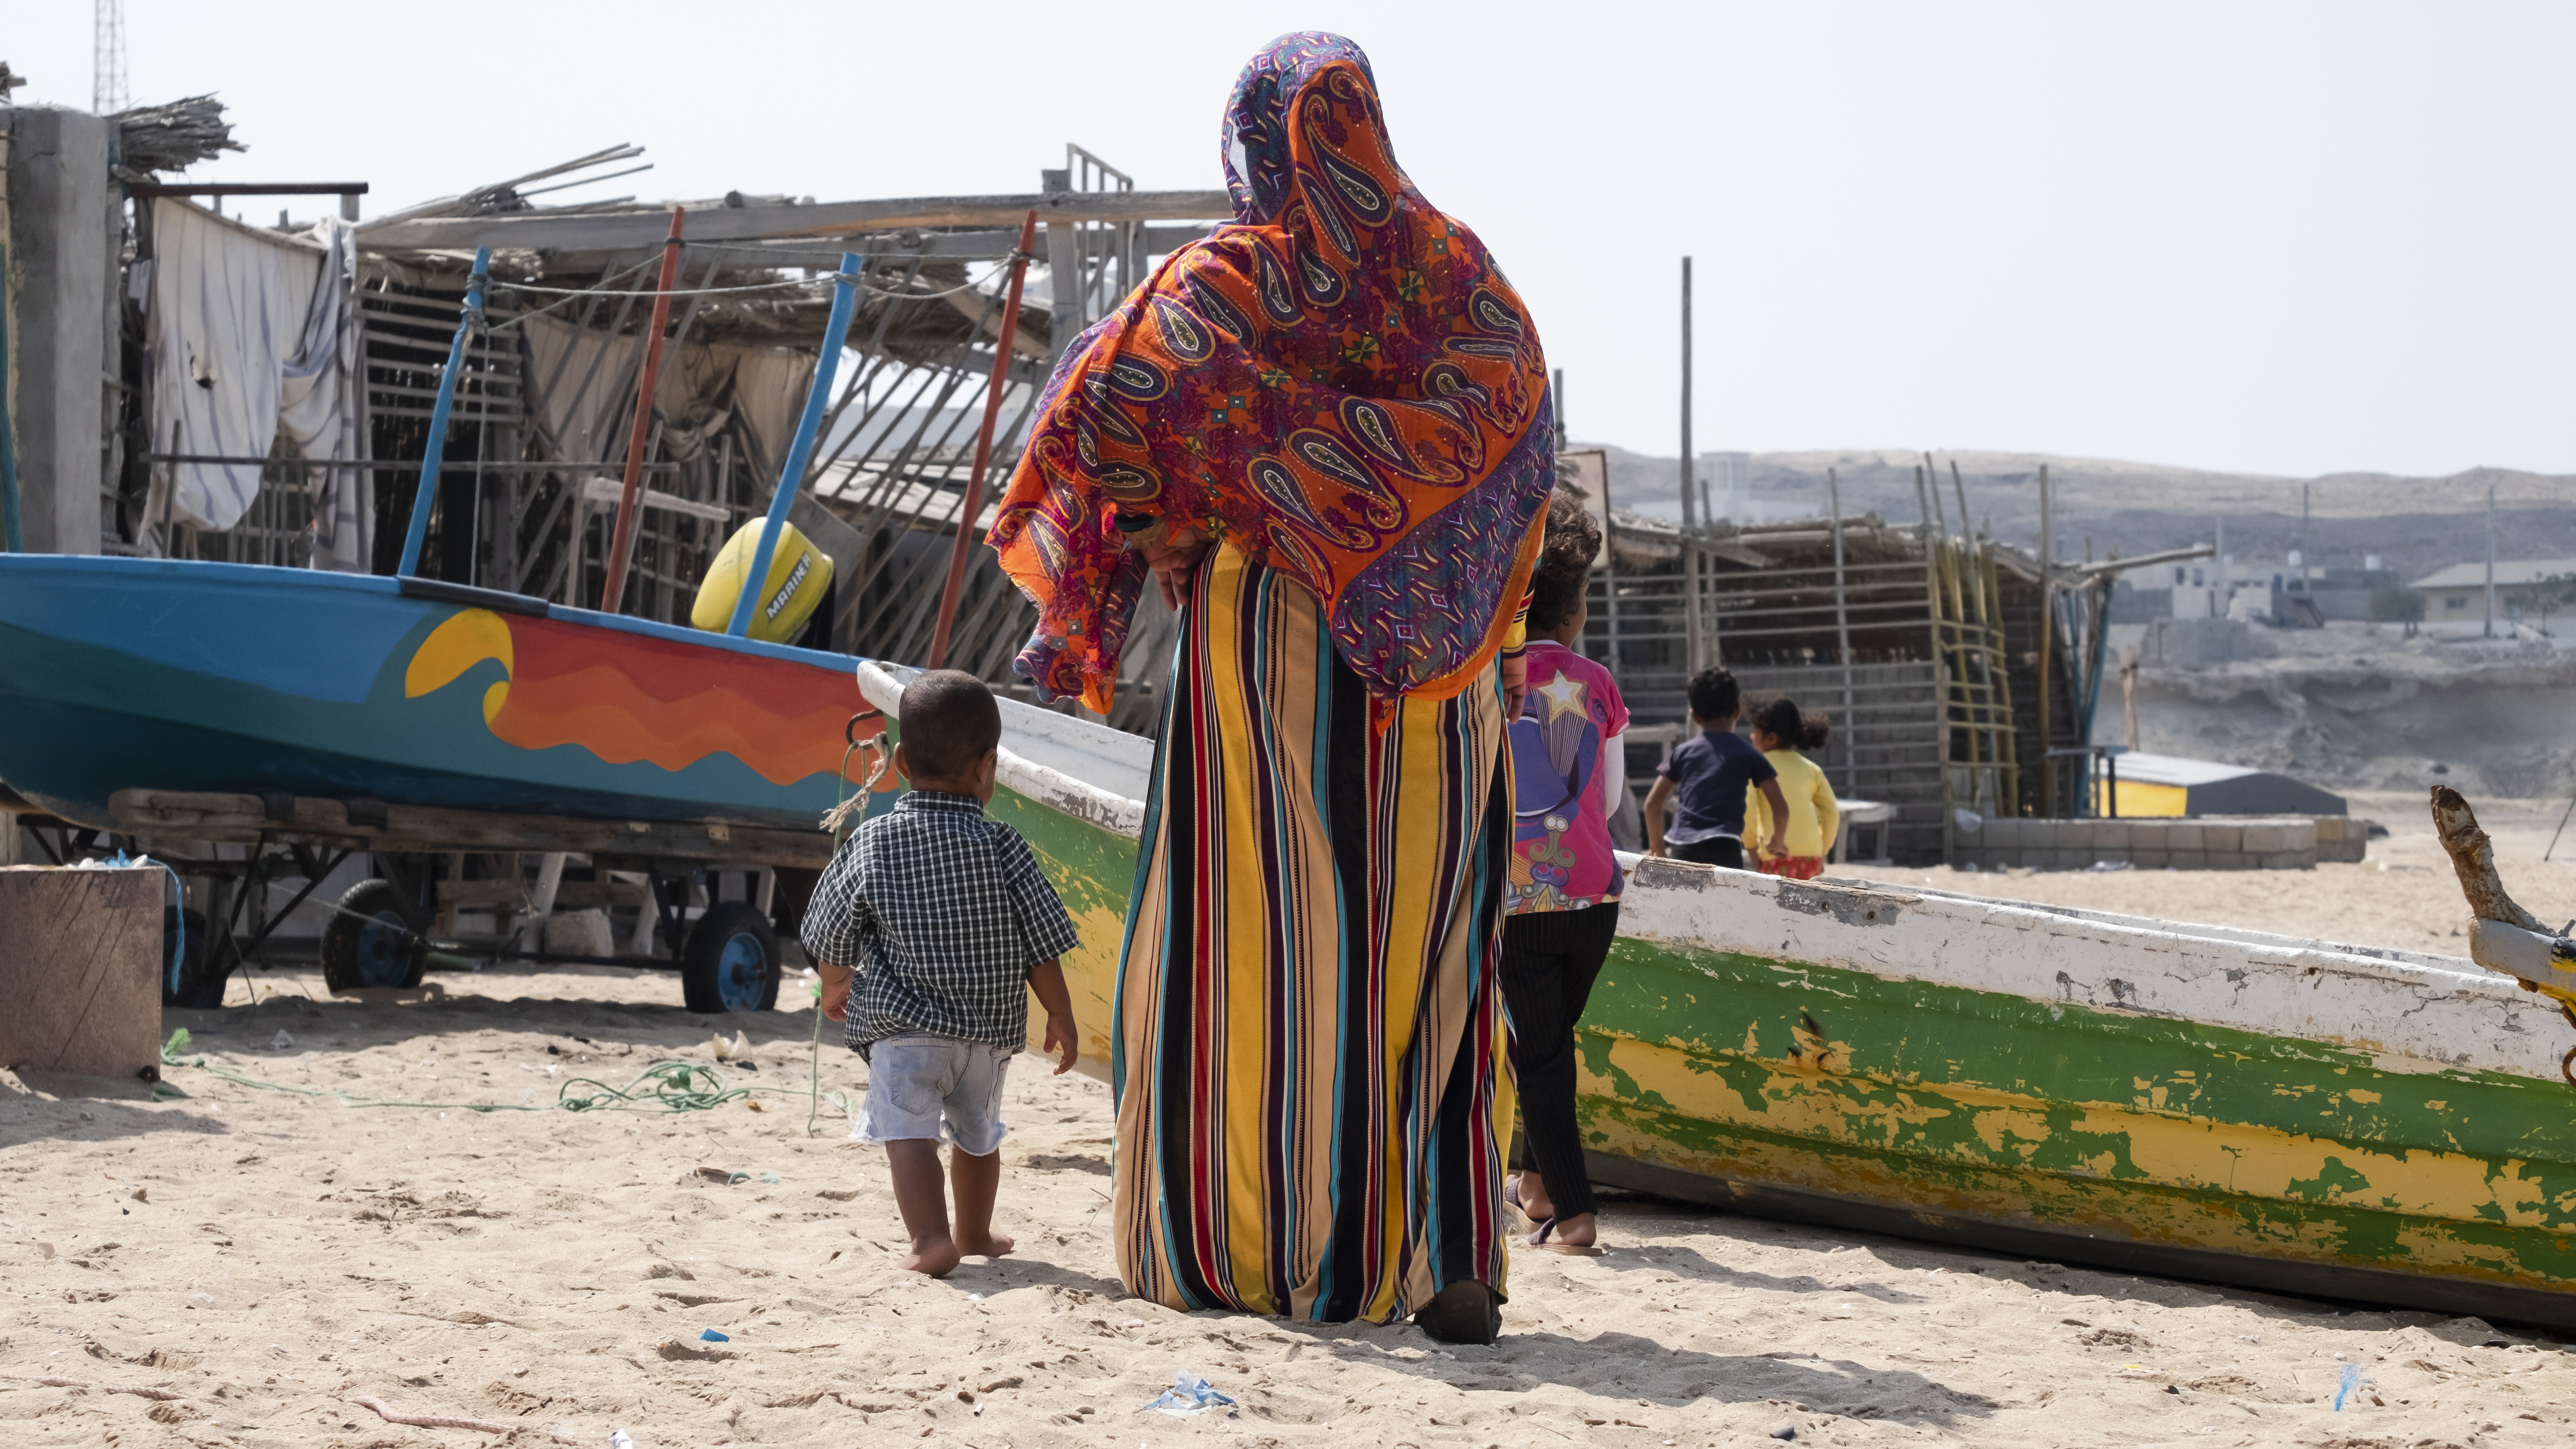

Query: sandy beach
left=8, top=788, right=2576, bottom=1447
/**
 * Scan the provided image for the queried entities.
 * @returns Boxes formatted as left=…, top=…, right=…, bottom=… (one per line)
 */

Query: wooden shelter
left=1576, top=487, right=2102, bottom=867
left=115, top=145, right=1227, bottom=734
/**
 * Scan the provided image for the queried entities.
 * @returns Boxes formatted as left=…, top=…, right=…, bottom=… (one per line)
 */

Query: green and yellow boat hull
left=856, top=664, right=2576, bottom=1328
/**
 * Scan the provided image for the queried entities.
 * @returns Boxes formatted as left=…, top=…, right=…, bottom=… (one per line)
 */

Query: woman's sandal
left=1414, top=1279, right=1503, bottom=1345
left=1503, top=1175, right=1551, bottom=1234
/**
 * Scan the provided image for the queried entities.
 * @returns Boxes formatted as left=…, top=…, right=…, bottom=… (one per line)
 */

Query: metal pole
left=2484, top=484, right=2497, bottom=638
left=398, top=247, right=491, bottom=579
left=725, top=254, right=862, bottom=638
left=1826, top=467, right=1856, bottom=795
left=927, top=210, right=1039, bottom=670
left=600, top=207, right=688, bottom=614
left=1679, top=256, right=1702, bottom=671
left=1552, top=367, right=1566, bottom=450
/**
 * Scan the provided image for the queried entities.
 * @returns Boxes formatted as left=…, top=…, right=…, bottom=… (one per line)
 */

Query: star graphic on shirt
left=1537, top=673, right=1588, bottom=722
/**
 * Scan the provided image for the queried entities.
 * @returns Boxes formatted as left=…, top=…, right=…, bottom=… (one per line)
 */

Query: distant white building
left=2410, top=558, right=2576, bottom=622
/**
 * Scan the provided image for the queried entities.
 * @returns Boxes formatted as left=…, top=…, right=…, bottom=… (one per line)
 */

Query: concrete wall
left=1952, top=813, right=2372, bottom=872
left=3, top=106, right=117, bottom=555
left=2143, top=616, right=2251, bottom=667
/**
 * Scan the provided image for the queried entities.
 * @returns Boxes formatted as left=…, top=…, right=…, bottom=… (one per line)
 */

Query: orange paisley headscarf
left=986, top=32, right=1553, bottom=715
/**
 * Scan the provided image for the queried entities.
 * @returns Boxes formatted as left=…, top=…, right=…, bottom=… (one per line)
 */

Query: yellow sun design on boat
left=404, top=608, right=514, bottom=723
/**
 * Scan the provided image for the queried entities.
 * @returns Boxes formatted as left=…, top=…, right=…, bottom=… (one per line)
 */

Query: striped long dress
left=1110, top=543, right=1517, bottom=1322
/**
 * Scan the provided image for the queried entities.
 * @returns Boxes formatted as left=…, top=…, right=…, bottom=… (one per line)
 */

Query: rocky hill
left=1579, top=443, right=2576, bottom=582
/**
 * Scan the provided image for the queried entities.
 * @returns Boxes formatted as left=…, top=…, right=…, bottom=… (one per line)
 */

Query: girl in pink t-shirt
left=1499, top=489, right=1629, bottom=1251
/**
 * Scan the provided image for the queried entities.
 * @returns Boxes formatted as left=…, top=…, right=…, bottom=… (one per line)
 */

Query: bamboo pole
left=599, top=208, right=687, bottom=613
left=927, top=210, right=1039, bottom=670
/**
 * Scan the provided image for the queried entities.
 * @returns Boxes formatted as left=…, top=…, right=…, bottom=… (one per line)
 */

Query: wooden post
left=1601, top=453, right=1623, bottom=687
left=2037, top=463, right=2055, bottom=817
left=0, top=243, right=19, bottom=553
left=601, top=208, right=688, bottom=614
left=1678, top=257, right=1703, bottom=671
left=927, top=210, right=1039, bottom=671
left=1827, top=467, right=1856, bottom=796
left=398, top=247, right=491, bottom=578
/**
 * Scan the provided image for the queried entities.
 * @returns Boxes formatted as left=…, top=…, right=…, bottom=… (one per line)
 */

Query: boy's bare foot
left=956, top=1229, right=1016, bottom=1260
left=902, top=1236, right=964, bottom=1277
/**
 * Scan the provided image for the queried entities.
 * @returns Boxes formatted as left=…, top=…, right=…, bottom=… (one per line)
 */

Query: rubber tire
left=321, top=879, right=426, bottom=993
left=682, top=900, right=781, bottom=1014
left=162, top=906, right=232, bottom=1009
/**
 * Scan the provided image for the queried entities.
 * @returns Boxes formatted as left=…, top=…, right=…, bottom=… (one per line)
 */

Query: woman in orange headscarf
left=990, top=33, right=1553, bottom=1341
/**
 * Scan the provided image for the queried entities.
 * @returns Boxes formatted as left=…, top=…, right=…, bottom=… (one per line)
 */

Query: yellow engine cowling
left=690, top=520, right=834, bottom=644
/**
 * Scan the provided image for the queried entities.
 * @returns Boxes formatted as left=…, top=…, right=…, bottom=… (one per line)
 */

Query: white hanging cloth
left=147, top=200, right=367, bottom=568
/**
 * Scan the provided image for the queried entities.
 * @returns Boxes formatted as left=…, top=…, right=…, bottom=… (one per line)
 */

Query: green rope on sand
left=158, top=1029, right=763, bottom=1115
left=554, top=1060, right=755, bottom=1113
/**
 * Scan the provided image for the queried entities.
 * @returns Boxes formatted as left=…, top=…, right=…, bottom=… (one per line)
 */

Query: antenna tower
left=94, top=0, right=129, bottom=115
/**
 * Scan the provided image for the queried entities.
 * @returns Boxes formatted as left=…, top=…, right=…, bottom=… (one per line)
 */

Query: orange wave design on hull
left=407, top=610, right=874, bottom=787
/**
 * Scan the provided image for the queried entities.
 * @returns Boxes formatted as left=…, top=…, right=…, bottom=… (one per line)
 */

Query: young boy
left=1644, top=666, right=1790, bottom=871
left=803, top=670, right=1080, bottom=1278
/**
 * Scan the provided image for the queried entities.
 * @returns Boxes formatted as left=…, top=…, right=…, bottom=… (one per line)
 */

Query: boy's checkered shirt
left=800, top=791, right=1079, bottom=1058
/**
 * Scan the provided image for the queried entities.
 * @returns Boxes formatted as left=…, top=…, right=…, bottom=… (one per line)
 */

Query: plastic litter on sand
left=699, top=1329, right=730, bottom=1343
left=271, top=1029, right=295, bottom=1050
left=608, top=1432, right=634, bottom=1449
left=2334, top=1361, right=2369, bottom=1410
left=1140, top=1372, right=1237, bottom=1418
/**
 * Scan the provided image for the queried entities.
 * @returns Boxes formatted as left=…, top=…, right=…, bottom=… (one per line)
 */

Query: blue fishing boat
left=0, top=247, right=889, bottom=1012
left=0, top=556, right=871, bottom=832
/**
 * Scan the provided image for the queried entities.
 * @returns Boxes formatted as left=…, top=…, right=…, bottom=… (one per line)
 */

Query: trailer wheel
left=163, top=906, right=232, bottom=1009
left=321, top=880, right=425, bottom=992
left=683, top=901, right=780, bottom=1014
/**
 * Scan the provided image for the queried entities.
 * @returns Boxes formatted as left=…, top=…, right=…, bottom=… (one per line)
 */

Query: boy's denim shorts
left=854, top=1034, right=1014, bottom=1155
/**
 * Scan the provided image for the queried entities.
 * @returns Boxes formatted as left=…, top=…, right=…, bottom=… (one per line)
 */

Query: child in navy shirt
left=1645, top=667, right=1789, bottom=871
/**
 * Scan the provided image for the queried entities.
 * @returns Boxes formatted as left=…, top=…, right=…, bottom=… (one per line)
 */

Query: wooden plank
left=580, top=474, right=731, bottom=523
left=106, top=790, right=837, bottom=869
left=0, top=865, right=162, bottom=1080
left=360, top=189, right=1236, bottom=253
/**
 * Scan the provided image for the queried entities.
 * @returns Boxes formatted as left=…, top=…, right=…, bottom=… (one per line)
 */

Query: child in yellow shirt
left=1742, top=697, right=1840, bottom=881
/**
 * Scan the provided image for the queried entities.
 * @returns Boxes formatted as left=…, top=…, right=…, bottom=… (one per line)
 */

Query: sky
left=11, top=2, right=2572, bottom=479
